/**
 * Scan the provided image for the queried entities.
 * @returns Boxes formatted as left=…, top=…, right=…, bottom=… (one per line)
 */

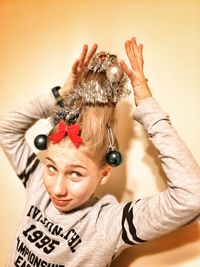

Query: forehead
left=47, top=139, right=95, bottom=167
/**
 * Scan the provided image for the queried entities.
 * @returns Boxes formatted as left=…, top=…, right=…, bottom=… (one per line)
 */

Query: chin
left=55, top=205, right=73, bottom=213
left=53, top=202, right=80, bottom=213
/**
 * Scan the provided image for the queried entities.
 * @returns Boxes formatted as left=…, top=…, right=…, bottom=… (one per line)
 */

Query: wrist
left=135, top=95, right=152, bottom=106
left=59, top=86, right=70, bottom=99
left=51, top=86, right=64, bottom=107
left=133, top=84, right=152, bottom=106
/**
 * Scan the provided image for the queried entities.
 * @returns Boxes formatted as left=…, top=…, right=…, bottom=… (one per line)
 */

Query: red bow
left=49, top=121, right=83, bottom=148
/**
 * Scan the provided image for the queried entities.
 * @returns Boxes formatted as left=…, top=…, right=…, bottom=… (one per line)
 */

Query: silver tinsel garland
left=50, top=52, right=131, bottom=126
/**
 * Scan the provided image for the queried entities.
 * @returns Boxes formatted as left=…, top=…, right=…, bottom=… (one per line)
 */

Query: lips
left=51, top=196, right=72, bottom=207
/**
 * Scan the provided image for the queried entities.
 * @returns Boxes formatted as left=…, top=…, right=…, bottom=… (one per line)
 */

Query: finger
left=78, top=44, right=88, bottom=67
left=120, top=60, right=135, bottom=81
left=138, top=43, right=143, bottom=54
left=125, top=40, right=139, bottom=72
left=85, top=43, right=98, bottom=65
left=130, top=37, right=143, bottom=70
left=137, top=44, right=144, bottom=70
left=71, top=59, right=80, bottom=74
left=130, top=37, right=140, bottom=57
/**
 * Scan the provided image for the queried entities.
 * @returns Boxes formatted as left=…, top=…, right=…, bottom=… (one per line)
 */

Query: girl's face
left=43, top=139, right=111, bottom=213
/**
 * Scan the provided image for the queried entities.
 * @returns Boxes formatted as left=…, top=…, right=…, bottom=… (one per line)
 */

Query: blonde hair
left=78, top=104, right=116, bottom=167
left=49, top=69, right=118, bottom=168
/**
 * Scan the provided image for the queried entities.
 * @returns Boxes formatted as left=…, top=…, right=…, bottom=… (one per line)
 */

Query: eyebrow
left=45, top=157, right=87, bottom=170
left=46, top=157, right=56, bottom=164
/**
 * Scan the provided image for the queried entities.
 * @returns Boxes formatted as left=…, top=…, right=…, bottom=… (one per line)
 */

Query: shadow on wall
left=96, top=97, right=168, bottom=201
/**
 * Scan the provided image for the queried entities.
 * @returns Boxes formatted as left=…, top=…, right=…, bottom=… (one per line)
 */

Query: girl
left=0, top=37, right=200, bottom=267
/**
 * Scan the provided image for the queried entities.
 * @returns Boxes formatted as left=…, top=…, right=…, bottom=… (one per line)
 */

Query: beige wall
left=0, top=0, right=200, bottom=266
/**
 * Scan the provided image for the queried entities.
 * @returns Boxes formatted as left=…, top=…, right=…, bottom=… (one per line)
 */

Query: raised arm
left=120, top=37, right=200, bottom=244
left=0, top=44, right=97, bottom=188
left=0, top=90, right=56, bottom=188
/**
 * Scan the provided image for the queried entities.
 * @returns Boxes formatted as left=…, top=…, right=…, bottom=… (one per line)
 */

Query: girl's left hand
left=60, top=43, right=98, bottom=99
left=120, top=37, right=152, bottom=106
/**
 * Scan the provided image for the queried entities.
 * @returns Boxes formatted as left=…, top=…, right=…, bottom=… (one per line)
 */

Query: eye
left=46, top=164, right=57, bottom=175
left=69, top=171, right=83, bottom=182
left=70, top=171, right=82, bottom=179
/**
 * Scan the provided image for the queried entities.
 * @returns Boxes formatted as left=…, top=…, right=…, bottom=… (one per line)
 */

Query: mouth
left=51, top=196, right=72, bottom=207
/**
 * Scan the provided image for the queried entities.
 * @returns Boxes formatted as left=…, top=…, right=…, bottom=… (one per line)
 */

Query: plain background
left=0, top=0, right=200, bottom=266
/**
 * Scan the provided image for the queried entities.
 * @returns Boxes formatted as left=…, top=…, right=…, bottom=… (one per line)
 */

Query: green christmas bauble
left=34, top=134, right=47, bottom=150
left=106, top=150, right=122, bottom=167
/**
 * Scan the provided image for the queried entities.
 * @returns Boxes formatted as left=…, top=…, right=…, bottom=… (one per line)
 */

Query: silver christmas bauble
left=106, top=64, right=123, bottom=83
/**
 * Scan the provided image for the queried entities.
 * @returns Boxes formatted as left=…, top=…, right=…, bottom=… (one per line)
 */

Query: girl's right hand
left=60, top=43, right=98, bottom=99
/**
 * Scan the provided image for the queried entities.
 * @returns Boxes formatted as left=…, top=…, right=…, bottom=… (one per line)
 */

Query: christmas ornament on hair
left=106, top=149, right=122, bottom=167
left=105, top=128, right=122, bottom=167
left=48, top=120, right=83, bottom=148
left=106, top=64, right=123, bottom=83
left=34, top=134, right=47, bottom=150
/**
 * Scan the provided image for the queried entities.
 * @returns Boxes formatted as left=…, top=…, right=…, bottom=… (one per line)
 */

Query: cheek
left=42, top=172, right=54, bottom=191
left=69, top=178, right=99, bottom=199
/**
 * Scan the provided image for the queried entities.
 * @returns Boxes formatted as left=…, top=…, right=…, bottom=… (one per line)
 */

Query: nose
left=52, top=175, right=68, bottom=197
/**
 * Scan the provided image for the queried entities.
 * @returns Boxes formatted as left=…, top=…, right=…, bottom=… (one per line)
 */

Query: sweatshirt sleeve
left=0, top=89, right=56, bottom=188
left=120, top=97, right=200, bottom=245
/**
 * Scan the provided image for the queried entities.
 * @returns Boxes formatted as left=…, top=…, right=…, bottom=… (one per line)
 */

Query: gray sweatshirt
left=0, top=90, right=200, bottom=267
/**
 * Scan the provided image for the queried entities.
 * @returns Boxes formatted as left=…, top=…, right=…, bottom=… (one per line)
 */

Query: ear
left=99, top=165, right=112, bottom=185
